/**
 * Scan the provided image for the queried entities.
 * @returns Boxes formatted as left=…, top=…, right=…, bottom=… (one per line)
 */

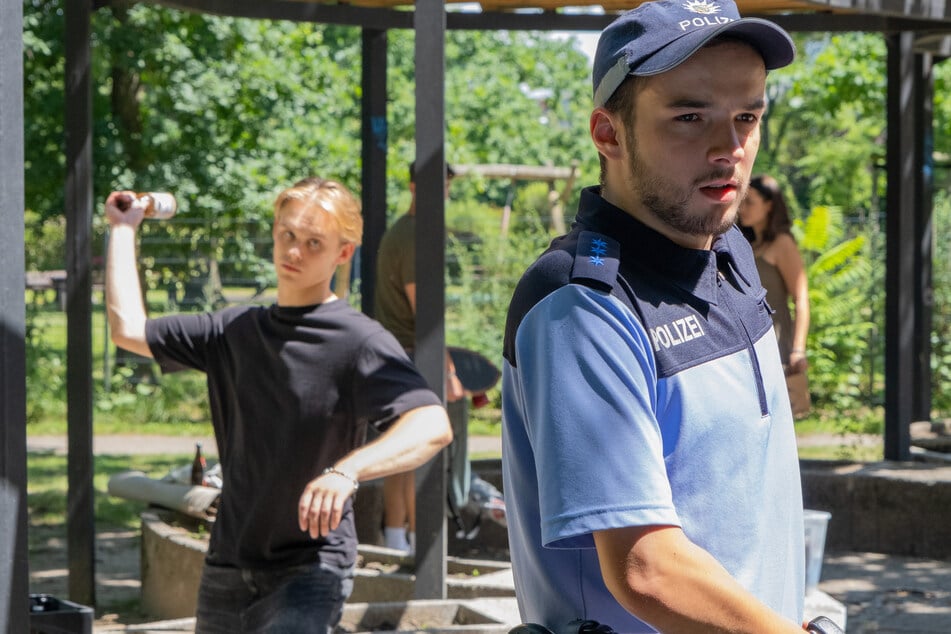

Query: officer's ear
left=590, top=108, right=624, bottom=162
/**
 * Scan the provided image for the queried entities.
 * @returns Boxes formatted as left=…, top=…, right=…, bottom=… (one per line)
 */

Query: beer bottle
left=115, top=191, right=177, bottom=219
left=190, top=442, right=207, bottom=486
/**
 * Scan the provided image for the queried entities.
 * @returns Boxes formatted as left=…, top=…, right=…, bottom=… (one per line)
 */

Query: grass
left=27, top=452, right=190, bottom=533
left=798, top=440, right=884, bottom=462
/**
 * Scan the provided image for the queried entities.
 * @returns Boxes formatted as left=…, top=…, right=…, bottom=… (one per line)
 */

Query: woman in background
left=739, top=174, right=810, bottom=377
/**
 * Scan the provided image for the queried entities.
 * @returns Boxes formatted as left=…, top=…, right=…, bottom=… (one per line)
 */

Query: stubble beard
left=626, top=127, right=743, bottom=239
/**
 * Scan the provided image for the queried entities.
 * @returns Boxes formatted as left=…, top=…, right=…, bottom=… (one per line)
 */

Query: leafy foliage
left=798, top=206, right=878, bottom=413
left=19, top=9, right=951, bottom=432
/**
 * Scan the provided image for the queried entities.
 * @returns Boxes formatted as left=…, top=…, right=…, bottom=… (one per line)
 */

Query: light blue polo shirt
left=501, top=187, right=805, bottom=633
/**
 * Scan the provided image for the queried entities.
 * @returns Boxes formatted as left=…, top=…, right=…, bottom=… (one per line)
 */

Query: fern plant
left=797, top=205, right=880, bottom=418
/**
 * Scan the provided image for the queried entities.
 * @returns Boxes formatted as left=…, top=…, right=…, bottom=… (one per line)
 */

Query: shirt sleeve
left=514, top=284, right=681, bottom=549
left=352, top=329, right=442, bottom=431
left=146, top=312, right=218, bottom=374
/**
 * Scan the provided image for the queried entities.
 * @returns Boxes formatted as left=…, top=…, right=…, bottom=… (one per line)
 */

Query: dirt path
left=26, top=433, right=506, bottom=458
left=29, top=524, right=148, bottom=629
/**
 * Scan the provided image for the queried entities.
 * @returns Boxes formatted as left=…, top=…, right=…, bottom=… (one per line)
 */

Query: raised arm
left=594, top=525, right=806, bottom=633
left=104, top=191, right=153, bottom=359
left=297, top=404, right=452, bottom=538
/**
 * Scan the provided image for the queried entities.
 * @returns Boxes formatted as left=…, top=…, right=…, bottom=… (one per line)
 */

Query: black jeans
left=195, top=559, right=354, bottom=633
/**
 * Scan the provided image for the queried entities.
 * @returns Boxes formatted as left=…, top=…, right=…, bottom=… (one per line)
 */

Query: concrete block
left=801, top=460, right=951, bottom=558
left=140, top=509, right=207, bottom=620
left=339, top=599, right=510, bottom=633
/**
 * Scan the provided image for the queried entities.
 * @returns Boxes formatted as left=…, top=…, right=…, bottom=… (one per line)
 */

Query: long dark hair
left=746, top=175, right=793, bottom=244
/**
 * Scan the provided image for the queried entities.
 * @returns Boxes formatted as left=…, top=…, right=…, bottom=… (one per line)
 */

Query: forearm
left=106, top=225, right=152, bottom=358
left=332, top=404, right=452, bottom=482
left=596, top=526, right=804, bottom=634
left=791, top=293, right=810, bottom=353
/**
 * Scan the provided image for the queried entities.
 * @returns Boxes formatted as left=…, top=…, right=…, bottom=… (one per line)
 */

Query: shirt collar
left=573, top=186, right=746, bottom=305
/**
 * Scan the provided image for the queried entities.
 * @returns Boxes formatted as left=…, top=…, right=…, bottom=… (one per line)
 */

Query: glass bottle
left=116, top=191, right=177, bottom=219
left=190, top=442, right=207, bottom=486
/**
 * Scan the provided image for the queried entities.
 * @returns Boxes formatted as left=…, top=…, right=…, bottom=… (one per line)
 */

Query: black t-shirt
left=146, top=300, right=441, bottom=569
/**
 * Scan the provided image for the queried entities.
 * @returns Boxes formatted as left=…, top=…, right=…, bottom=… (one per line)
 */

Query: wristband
left=322, top=467, right=359, bottom=492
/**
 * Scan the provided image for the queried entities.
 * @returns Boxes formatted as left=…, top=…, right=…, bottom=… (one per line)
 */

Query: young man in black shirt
left=104, top=178, right=452, bottom=633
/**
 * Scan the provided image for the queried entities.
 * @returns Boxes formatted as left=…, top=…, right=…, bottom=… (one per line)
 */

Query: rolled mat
left=107, top=470, right=219, bottom=519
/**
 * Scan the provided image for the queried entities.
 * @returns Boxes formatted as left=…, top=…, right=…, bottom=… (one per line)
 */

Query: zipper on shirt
left=717, top=271, right=769, bottom=416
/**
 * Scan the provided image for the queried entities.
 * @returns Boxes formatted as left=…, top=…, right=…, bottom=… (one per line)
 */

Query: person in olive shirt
left=374, top=161, right=467, bottom=554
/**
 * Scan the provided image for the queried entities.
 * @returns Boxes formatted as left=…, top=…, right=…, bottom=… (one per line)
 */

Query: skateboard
left=448, top=346, right=501, bottom=394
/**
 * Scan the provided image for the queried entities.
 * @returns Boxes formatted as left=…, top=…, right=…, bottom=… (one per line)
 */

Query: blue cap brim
left=634, top=18, right=795, bottom=76
left=594, top=17, right=795, bottom=107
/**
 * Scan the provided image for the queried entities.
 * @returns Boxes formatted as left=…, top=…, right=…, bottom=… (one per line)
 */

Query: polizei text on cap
left=679, top=17, right=734, bottom=30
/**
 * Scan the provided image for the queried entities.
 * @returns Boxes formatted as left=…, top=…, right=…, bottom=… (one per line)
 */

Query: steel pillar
left=413, top=0, right=448, bottom=599
left=360, top=28, right=388, bottom=317
left=65, top=0, right=97, bottom=606
left=0, top=0, right=29, bottom=629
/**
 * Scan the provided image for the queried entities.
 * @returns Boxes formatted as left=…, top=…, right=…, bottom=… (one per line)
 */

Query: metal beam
left=452, top=163, right=576, bottom=180
left=360, top=28, right=388, bottom=317
left=757, top=14, right=951, bottom=32
left=413, top=0, right=448, bottom=600
left=0, top=0, right=29, bottom=630
left=152, top=0, right=412, bottom=29
left=65, top=0, right=97, bottom=607
left=838, top=0, right=951, bottom=21
left=144, top=0, right=951, bottom=32
left=884, top=32, right=918, bottom=461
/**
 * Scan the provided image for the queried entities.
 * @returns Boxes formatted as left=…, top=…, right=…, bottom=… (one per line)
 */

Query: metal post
left=912, top=50, right=934, bottom=424
left=0, top=0, right=29, bottom=630
left=884, top=33, right=917, bottom=461
left=413, top=0, right=448, bottom=600
left=360, top=28, right=388, bottom=317
left=65, top=0, right=96, bottom=605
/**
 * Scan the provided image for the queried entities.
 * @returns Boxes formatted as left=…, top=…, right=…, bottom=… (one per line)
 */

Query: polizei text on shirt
left=649, top=315, right=706, bottom=351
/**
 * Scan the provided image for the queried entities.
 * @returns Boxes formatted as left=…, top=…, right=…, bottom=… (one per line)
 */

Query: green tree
left=384, top=29, right=595, bottom=213
left=23, top=5, right=951, bottom=428
left=757, top=33, right=887, bottom=214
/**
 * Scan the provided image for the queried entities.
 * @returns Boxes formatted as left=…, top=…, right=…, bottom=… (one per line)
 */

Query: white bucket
left=803, top=509, right=832, bottom=594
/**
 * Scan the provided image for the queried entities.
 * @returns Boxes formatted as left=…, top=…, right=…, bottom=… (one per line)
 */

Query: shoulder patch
left=571, top=230, right=620, bottom=292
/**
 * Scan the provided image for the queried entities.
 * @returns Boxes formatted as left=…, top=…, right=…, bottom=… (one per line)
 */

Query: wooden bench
left=25, top=270, right=67, bottom=309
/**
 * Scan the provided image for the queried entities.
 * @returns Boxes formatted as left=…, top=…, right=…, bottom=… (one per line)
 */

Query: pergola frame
left=2, top=1, right=950, bottom=629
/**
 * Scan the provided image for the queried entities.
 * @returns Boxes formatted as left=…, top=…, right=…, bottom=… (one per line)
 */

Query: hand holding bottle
left=105, top=190, right=177, bottom=228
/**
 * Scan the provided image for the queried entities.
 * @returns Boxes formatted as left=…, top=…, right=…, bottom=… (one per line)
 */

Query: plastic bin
left=29, top=594, right=93, bottom=634
left=803, top=509, right=832, bottom=595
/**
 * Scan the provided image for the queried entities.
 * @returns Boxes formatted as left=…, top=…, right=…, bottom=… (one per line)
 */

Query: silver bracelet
left=322, top=467, right=359, bottom=492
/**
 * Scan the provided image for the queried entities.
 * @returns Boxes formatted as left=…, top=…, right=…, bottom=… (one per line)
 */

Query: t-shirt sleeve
left=146, top=312, right=218, bottom=374
left=514, top=284, right=680, bottom=549
left=352, top=329, right=442, bottom=431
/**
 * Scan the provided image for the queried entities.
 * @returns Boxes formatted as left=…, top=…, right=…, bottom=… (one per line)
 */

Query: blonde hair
left=273, top=177, right=363, bottom=246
